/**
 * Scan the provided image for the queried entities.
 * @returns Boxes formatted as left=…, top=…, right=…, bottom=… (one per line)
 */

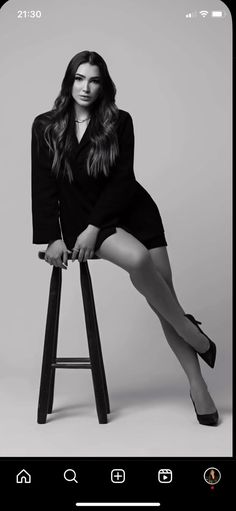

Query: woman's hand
left=72, top=225, right=99, bottom=262
left=45, top=239, right=70, bottom=270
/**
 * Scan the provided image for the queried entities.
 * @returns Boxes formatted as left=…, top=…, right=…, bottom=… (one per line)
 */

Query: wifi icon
left=199, top=10, right=209, bottom=17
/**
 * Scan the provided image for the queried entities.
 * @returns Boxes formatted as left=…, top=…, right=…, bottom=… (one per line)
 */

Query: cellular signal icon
left=186, top=11, right=197, bottom=18
left=199, top=10, right=209, bottom=17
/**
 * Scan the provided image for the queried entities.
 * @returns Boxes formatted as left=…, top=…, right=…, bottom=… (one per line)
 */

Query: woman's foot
left=183, top=317, right=210, bottom=353
left=190, top=380, right=217, bottom=416
left=184, top=314, right=216, bottom=368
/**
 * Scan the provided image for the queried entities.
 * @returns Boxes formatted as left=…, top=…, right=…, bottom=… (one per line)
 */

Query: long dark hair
left=36, top=50, right=120, bottom=183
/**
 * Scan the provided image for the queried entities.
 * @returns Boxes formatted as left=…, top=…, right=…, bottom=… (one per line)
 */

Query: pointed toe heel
left=184, top=313, right=216, bottom=368
left=190, top=392, right=219, bottom=426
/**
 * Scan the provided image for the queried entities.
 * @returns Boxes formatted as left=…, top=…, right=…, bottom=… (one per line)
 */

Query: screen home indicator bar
left=75, top=504, right=161, bottom=507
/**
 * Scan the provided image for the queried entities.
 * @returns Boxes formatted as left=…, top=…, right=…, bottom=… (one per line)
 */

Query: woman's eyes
left=75, top=77, right=100, bottom=83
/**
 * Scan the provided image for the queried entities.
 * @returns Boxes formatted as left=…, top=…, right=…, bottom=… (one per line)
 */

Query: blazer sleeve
left=87, top=112, right=137, bottom=228
left=31, top=118, right=62, bottom=244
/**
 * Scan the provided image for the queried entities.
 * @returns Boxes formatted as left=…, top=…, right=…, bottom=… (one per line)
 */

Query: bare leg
left=129, top=261, right=210, bottom=354
left=95, top=228, right=210, bottom=352
left=95, top=229, right=216, bottom=415
left=146, top=296, right=217, bottom=414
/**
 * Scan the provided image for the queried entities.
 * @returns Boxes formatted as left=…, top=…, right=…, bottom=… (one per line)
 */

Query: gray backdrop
left=0, top=0, right=232, bottom=456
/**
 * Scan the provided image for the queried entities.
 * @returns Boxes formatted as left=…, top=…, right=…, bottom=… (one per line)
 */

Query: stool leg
left=81, top=261, right=110, bottom=414
left=47, top=268, right=62, bottom=413
left=81, top=263, right=110, bottom=414
left=80, top=261, right=109, bottom=424
left=37, top=266, right=61, bottom=424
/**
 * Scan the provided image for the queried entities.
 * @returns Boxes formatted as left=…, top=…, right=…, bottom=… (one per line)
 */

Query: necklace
left=75, top=117, right=91, bottom=123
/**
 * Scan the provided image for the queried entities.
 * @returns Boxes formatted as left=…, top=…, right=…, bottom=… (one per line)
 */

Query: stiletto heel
left=189, top=392, right=219, bottom=426
left=184, top=313, right=216, bottom=368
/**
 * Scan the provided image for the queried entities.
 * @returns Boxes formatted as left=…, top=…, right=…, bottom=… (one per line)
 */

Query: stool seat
left=38, top=251, right=101, bottom=260
left=37, top=251, right=110, bottom=424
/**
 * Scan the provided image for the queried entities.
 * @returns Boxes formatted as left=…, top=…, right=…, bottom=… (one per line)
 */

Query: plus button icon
left=111, top=469, right=125, bottom=483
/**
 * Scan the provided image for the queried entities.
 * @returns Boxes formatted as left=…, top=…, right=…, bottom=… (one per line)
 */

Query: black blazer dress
left=31, top=108, right=167, bottom=252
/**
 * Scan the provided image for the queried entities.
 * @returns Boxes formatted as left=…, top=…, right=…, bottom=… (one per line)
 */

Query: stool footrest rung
left=56, top=357, right=90, bottom=362
left=52, top=363, right=91, bottom=369
left=52, top=357, right=91, bottom=369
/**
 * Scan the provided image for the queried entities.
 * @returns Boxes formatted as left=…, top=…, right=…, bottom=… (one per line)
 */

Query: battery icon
left=211, top=11, right=226, bottom=17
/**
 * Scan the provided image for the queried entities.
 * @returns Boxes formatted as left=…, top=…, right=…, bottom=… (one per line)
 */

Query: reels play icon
left=158, top=469, right=173, bottom=483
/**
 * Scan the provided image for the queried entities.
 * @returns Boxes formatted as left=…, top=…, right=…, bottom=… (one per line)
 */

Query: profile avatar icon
left=203, top=467, right=221, bottom=485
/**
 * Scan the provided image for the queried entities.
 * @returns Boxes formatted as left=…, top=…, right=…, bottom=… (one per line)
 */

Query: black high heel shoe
left=184, top=313, right=216, bottom=368
left=190, top=392, right=219, bottom=426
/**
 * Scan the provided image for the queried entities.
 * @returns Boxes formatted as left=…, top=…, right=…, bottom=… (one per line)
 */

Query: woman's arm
left=87, top=112, right=137, bottom=228
left=31, top=118, right=62, bottom=244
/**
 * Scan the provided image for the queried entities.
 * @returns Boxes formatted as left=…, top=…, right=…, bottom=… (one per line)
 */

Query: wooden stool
left=37, top=251, right=110, bottom=424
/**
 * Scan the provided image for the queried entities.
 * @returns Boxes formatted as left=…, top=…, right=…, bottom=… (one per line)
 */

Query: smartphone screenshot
left=0, top=0, right=233, bottom=508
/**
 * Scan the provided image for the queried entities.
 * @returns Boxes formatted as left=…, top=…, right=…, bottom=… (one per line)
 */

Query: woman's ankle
left=189, top=377, right=207, bottom=392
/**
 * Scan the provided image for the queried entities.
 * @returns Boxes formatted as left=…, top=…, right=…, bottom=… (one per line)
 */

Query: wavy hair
left=36, top=50, right=120, bottom=183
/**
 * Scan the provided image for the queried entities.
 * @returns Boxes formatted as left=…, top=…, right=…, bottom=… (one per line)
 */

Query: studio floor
left=0, top=373, right=232, bottom=458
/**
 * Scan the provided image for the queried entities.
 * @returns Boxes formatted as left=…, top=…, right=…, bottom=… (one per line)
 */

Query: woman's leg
left=145, top=246, right=217, bottom=415
left=95, top=228, right=210, bottom=354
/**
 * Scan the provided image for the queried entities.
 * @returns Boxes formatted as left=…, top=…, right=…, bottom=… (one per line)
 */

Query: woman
left=31, top=50, right=219, bottom=426
left=206, top=469, right=219, bottom=484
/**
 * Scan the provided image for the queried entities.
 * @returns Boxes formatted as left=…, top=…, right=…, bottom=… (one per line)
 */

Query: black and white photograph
left=0, top=0, right=232, bottom=459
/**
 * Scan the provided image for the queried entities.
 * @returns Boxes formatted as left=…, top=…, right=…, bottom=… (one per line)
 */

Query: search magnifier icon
left=64, top=469, right=78, bottom=483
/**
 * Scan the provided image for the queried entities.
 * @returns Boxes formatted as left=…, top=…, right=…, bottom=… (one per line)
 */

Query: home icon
left=16, top=469, right=31, bottom=484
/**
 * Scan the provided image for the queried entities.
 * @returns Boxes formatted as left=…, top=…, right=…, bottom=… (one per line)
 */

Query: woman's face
left=72, top=62, right=102, bottom=109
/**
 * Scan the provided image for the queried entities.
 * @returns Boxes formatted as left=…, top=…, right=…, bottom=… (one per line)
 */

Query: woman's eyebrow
left=75, top=73, right=100, bottom=79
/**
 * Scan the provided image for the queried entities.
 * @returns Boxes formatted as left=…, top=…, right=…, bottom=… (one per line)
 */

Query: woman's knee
left=98, top=243, right=151, bottom=274
left=94, top=228, right=152, bottom=273
left=128, top=248, right=152, bottom=273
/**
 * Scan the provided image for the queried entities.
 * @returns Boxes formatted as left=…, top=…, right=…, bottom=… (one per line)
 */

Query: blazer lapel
left=72, top=119, right=92, bottom=154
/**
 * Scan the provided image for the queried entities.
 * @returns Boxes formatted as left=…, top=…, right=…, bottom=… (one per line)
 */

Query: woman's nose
left=83, top=82, right=90, bottom=91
